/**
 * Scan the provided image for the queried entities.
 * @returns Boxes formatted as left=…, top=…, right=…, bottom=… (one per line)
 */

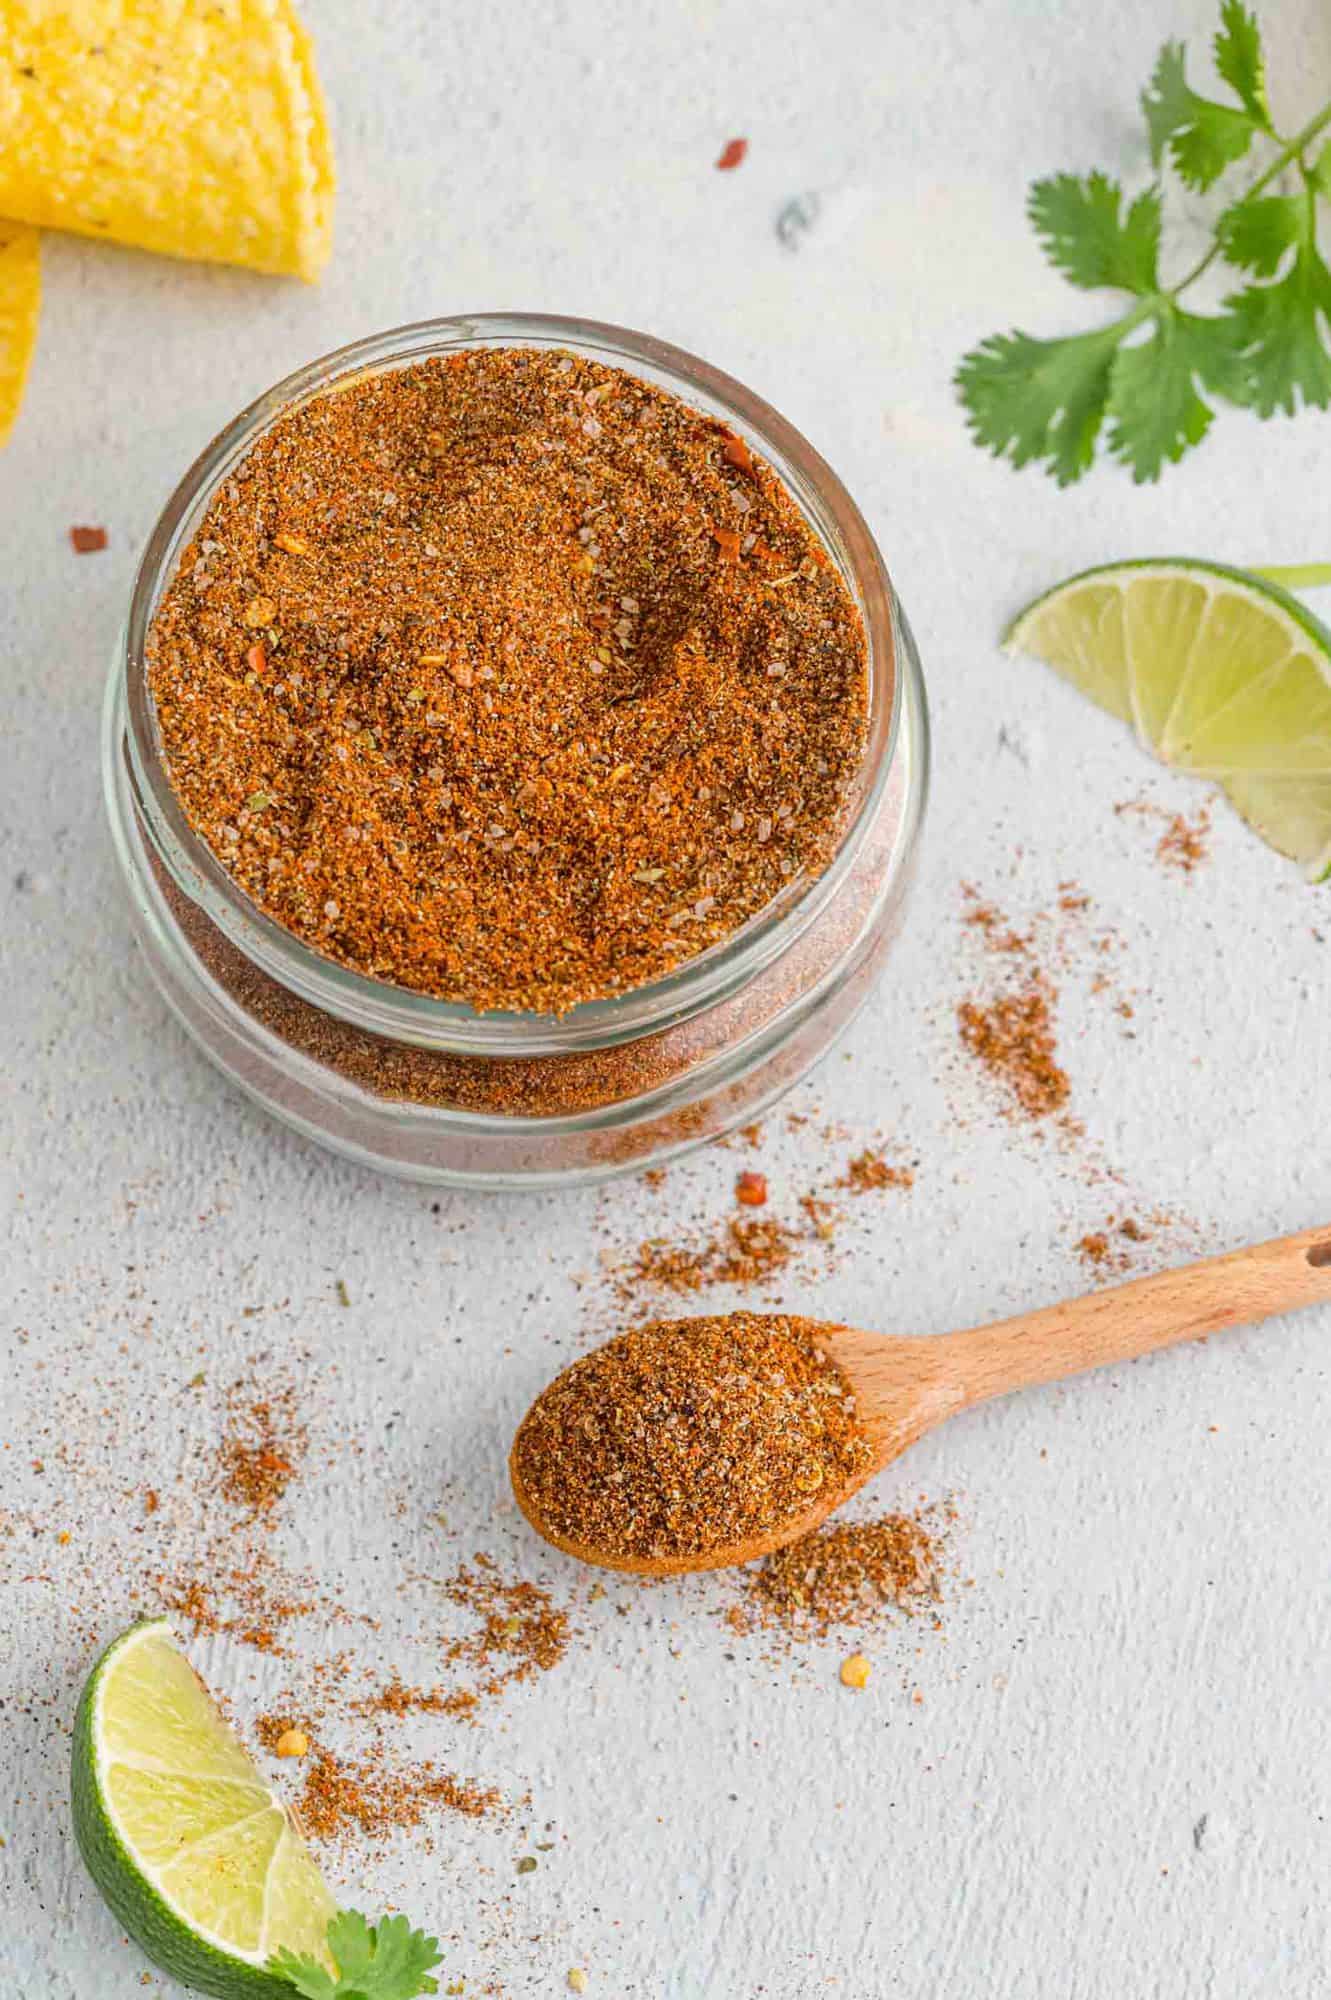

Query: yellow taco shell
left=0, top=220, right=39, bottom=444
left=0, top=0, right=334, bottom=280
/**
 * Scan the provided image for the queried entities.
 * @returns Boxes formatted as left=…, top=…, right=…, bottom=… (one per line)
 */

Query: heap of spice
left=511, top=1313, right=871, bottom=1564
left=957, top=977, right=1070, bottom=1123
left=733, top=1509, right=943, bottom=1638
left=216, top=1384, right=305, bottom=1515
left=146, top=347, right=869, bottom=1014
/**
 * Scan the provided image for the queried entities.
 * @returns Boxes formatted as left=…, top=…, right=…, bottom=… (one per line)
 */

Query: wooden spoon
left=511, top=1224, right=1331, bottom=1576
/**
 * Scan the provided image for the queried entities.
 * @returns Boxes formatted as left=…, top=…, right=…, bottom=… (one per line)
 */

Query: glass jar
left=103, top=313, right=928, bottom=1188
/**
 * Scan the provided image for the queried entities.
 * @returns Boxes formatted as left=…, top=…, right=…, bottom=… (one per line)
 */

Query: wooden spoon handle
left=936, top=1223, right=1331, bottom=1410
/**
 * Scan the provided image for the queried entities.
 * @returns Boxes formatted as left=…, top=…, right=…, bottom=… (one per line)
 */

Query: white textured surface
left=5, top=2, right=1331, bottom=1994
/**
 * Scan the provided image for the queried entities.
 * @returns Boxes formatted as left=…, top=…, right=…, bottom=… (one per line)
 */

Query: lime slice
left=72, top=1619, right=335, bottom=1997
left=1004, top=558, right=1331, bottom=876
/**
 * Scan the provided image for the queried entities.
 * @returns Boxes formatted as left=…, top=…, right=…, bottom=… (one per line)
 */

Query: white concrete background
left=4, top=1, right=1331, bottom=1993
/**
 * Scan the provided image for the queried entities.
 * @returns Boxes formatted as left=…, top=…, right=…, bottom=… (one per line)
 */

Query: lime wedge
left=1004, top=559, right=1331, bottom=876
left=72, top=1619, right=335, bottom=1996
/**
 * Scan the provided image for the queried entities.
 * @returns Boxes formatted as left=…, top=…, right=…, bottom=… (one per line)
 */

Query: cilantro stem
left=1252, top=563, right=1331, bottom=590
left=1167, top=96, right=1331, bottom=296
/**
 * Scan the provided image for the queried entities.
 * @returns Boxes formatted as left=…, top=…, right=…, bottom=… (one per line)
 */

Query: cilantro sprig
left=956, top=2, right=1331, bottom=483
left=271, top=1909, right=443, bottom=2000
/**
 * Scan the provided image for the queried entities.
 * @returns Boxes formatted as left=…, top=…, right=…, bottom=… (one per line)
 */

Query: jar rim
left=119, top=311, right=903, bottom=1056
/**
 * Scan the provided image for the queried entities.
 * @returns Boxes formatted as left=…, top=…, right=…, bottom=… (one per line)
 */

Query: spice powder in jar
left=146, top=348, right=871, bottom=1016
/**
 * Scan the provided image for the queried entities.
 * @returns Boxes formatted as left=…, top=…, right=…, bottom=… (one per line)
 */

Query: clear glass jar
left=103, top=313, right=928, bottom=1188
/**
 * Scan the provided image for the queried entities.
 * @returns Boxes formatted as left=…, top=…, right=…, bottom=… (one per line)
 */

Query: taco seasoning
left=146, top=347, right=869, bottom=1014
left=110, top=317, right=927, bottom=1182
left=510, top=1312, right=872, bottom=1564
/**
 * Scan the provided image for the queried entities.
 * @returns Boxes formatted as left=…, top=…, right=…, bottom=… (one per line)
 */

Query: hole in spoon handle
left=1306, top=1241, right=1331, bottom=1268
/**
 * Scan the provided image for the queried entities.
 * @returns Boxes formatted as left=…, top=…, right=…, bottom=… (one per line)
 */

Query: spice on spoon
left=510, top=1312, right=871, bottom=1564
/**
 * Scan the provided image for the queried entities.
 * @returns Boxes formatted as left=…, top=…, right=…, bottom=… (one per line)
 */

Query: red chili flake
left=70, top=525, right=108, bottom=553
left=736, top=1171, right=768, bottom=1207
left=716, top=138, right=748, bottom=172
left=722, top=434, right=757, bottom=477
left=246, top=642, right=268, bottom=676
left=712, top=528, right=743, bottom=562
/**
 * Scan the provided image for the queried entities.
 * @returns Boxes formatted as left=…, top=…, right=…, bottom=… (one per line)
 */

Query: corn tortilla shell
left=0, top=221, right=39, bottom=445
left=0, top=0, right=334, bottom=280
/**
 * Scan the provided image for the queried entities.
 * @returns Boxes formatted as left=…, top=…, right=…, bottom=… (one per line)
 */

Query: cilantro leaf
left=1217, top=192, right=1303, bottom=276
left=270, top=1955, right=336, bottom=2000
left=954, top=3, right=1331, bottom=484
left=271, top=1909, right=442, bottom=2000
left=1142, top=39, right=1257, bottom=190
left=1105, top=307, right=1246, bottom=480
left=1224, top=237, right=1331, bottom=415
left=1212, top=1, right=1271, bottom=129
left=1028, top=173, right=1160, bottom=292
left=955, top=321, right=1124, bottom=485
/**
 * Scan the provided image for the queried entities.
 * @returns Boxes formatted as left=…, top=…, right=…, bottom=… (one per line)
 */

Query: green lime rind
left=71, top=1620, right=308, bottom=2000
left=1002, top=556, right=1331, bottom=661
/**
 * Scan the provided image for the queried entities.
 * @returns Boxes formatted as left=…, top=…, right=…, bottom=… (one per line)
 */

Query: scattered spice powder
left=839, top=1147, right=914, bottom=1193
left=295, top=1745, right=500, bottom=1842
left=69, top=524, right=107, bottom=552
left=1116, top=796, right=1212, bottom=875
left=217, top=1383, right=305, bottom=1515
left=732, top=1508, right=945, bottom=1638
left=355, top=1675, right=478, bottom=1723
left=959, top=877, right=1123, bottom=985
left=615, top=1214, right=800, bottom=1302
left=957, top=976, right=1070, bottom=1123
left=352, top=1557, right=574, bottom=1723
left=162, top=1560, right=319, bottom=1656
left=1155, top=804, right=1212, bottom=874
left=438, top=1556, right=572, bottom=1685
left=511, top=1313, right=871, bottom=1563
left=1075, top=1213, right=1153, bottom=1276
left=158, top=1476, right=332, bottom=1657
left=960, top=889, right=1031, bottom=956
left=604, top=1138, right=919, bottom=1317
left=799, top=1191, right=839, bottom=1242
left=146, top=347, right=868, bottom=1014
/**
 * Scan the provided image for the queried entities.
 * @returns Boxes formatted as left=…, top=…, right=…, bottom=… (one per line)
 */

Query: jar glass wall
left=103, top=314, right=929, bottom=1188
